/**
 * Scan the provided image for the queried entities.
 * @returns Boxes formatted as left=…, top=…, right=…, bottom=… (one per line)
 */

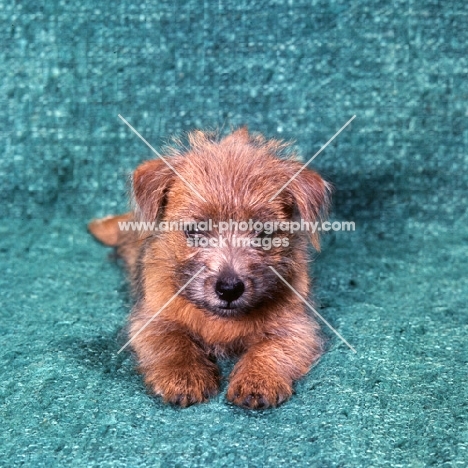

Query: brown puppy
left=89, top=128, right=330, bottom=409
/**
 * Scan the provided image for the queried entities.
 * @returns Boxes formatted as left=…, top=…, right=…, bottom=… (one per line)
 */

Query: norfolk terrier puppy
left=88, top=128, right=330, bottom=409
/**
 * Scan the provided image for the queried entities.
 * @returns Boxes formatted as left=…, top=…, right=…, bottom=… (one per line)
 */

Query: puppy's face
left=133, top=129, right=330, bottom=318
left=170, top=194, right=297, bottom=318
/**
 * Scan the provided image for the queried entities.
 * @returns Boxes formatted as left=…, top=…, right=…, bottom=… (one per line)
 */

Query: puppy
left=88, top=128, right=330, bottom=409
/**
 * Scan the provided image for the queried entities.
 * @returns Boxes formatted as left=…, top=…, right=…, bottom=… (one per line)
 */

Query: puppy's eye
left=185, top=228, right=205, bottom=239
left=254, top=228, right=279, bottom=239
left=254, top=230, right=270, bottom=239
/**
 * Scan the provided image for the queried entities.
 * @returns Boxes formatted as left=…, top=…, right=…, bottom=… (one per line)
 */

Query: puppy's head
left=133, top=128, right=331, bottom=318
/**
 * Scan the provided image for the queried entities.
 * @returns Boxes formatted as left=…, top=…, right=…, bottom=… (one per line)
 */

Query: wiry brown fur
left=88, top=128, right=331, bottom=409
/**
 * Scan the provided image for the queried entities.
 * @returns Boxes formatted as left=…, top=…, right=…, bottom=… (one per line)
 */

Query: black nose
left=215, top=276, right=245, bottom=302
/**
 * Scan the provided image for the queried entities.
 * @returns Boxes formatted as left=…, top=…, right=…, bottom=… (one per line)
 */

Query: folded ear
left=287, top=167, right=332, bottom=251
left=132, top=159, right=175, bottom=221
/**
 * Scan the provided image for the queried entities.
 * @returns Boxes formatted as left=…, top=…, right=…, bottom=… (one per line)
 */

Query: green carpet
left=1, top=0, right=467, bottom=466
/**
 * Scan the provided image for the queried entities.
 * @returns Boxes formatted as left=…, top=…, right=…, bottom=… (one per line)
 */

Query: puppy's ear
left=287, top=168, right=332, bottom=251
left=133, top=159, right=175, bottom=221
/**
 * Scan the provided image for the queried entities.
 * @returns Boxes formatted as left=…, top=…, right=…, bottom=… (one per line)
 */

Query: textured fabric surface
left=1, top=0, right=467, bottom=466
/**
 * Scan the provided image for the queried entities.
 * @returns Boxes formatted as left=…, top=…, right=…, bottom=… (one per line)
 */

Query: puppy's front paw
left=227, top=372, right=293, bottom=410
left=145, top=362, right=220, bottom=407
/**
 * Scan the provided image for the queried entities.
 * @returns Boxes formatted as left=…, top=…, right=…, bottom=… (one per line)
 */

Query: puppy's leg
left=227, top=315, right=322, bottom=409
left=130, top=312, right=220, bottom=407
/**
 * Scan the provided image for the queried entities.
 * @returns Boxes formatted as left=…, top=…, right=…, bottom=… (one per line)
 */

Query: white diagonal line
left=117, top=266, right=206, bottom=354
left=269, top=115, right=356, bottom=201
left=269, top=266, right=357, bottom=353
left=118, top=114, right=207, bottom=203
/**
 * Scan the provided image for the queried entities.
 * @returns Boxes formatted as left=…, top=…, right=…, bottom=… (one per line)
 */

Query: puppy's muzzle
left=215, top=274, right=245, bottom=303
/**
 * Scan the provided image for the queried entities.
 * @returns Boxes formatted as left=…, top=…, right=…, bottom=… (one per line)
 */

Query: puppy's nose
left=215, top=276, right=245, bottom=302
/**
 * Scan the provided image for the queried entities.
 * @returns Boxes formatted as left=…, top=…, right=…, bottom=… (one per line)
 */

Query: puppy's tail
left=89, top=213, right=143, bottom=277
left=88, top=213, right=133, bottom=247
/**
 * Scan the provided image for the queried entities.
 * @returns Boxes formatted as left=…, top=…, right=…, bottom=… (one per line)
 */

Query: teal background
left=1, top=0, right=467, bottom=466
